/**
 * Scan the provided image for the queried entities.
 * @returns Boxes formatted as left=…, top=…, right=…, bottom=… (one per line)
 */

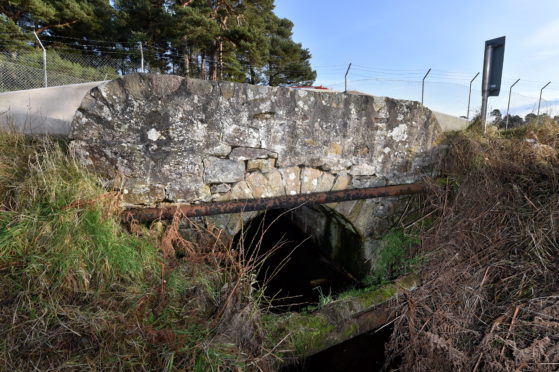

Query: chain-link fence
left=0, top=50, right=121, bottom=92
left=331, top=78, right=559, bottom=120
left=2, top=44, right=559, bottom=122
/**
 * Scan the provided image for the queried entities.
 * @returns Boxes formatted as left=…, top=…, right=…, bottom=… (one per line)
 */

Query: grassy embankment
left=3, top=118, right=556, bottom=371
left=1, top=130, right=413, bottom=371
left=0, top=132, right=276, bottom=371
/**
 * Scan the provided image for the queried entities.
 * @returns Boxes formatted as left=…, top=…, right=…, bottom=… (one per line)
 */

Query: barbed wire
left=1, top=31, right=556, bottom=87
left=1, top=35, right=558, bottom=118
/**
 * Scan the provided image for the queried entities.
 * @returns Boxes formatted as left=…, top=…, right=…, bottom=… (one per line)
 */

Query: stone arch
left=230, top=204, right=368, bottom=310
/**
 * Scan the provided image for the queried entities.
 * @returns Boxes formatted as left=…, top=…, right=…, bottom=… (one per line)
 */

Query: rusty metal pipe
left=122, top=183, right=425, bottom=223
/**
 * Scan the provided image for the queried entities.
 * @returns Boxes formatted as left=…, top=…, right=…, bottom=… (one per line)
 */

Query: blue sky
left=274, top=0, right=559, bottom=117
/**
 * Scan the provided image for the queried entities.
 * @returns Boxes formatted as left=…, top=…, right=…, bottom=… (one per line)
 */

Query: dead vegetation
left=3, top=117, right=559, bottom=371
left=0, top=131, right=286, bottom=371
left=386, top=120, right=559, bottom=371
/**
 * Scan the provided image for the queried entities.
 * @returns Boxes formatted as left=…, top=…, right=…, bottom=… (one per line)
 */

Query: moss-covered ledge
left=264, top=274, right=419, bottom=359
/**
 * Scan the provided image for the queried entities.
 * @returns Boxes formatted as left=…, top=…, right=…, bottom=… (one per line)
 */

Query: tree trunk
left=201, top=54, right=206, bottom=79
left=250, top=65, right=256, bottom=85
left=218, top=39, right=223, bottom=80
left=183, top=42, right=190, bottom=77
left=209, top=48, right=218, bottom=81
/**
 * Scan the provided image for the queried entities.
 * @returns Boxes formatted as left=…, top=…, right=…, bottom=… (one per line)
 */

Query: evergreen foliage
left=1, top=0, right=316, bottom=86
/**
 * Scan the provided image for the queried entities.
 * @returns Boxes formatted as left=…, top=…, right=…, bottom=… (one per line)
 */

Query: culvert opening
left=280, top=324, right=396, bottom=372
left=233, top=206, right=366, bottom=312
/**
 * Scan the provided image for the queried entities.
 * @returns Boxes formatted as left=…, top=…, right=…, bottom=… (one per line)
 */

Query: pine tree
left=0, top=0, right=98, bottom=34
left=1, top=0, right=316, bottom=86
left=113, top=0, right=174, bottom=72
left=263, top=15, right=316, bottom=86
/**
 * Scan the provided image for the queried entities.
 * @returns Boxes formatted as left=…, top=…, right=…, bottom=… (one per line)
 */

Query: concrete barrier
left=0, top=81, right=106, bottom=135
left=432, top=111, right=469, bottom=131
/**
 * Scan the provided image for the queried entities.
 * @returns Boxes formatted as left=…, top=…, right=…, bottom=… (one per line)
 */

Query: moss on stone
left=282, top=313, right=335, bottom=355
left=356, top=285, right=397, bottom=309
left=340, top=321, right=359, bottom=339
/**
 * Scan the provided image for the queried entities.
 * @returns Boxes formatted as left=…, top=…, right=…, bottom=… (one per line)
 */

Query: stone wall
left=70, top=73, right=444, bottom=274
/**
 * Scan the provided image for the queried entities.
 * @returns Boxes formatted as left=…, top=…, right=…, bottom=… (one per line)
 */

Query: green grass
left=0, top=132, right=167, bottom=369
left=0, top=133, right=159, bottom=298
left=0, top=131, right=279, bottom=370
left=363, top=228, right=420, bottom=288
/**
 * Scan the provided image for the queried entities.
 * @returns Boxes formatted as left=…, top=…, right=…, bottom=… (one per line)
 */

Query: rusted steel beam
left=122, top=183, right=425, bottom=223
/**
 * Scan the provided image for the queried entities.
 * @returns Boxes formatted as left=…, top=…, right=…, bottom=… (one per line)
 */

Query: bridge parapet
left=70, top=73, right=445, bottom=272
left=71, top=73, right=442, bottom=206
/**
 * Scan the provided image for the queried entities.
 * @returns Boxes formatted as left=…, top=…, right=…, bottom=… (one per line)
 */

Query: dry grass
left=385, top=120, right=559, bottom=371
left=0, top=130, right=284, bottom=371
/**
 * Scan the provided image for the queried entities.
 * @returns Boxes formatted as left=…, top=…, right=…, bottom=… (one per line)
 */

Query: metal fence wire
left=0, top=50, right=120, bottom=92
left=1, top=43, right=558, bottom=119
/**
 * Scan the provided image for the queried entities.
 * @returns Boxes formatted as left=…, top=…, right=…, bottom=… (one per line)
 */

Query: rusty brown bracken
left=122, top=183, right=425, bottom=223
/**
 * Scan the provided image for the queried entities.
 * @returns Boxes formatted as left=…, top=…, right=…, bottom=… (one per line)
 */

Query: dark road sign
left=484, top=36, right=506, bottom=96
left=481, top=36, right=506, bottom=130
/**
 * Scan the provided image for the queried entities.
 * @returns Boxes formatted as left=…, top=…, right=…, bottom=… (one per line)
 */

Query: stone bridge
left=68, top=73, right=446, bottom=280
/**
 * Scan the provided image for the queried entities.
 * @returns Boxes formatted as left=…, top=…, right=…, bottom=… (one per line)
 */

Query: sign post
left=480, top=36, right=506, bottom=133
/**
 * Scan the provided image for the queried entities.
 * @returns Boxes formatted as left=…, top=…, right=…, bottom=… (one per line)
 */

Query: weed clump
left=386, top=122, right=559, bottom=371
left=0, top=131, right=164, bottom=370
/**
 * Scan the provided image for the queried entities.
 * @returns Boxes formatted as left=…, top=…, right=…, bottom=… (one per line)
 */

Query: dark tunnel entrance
left=233, top=206, right=366, bottom=312
left=280, top=325, right=396, bottom=372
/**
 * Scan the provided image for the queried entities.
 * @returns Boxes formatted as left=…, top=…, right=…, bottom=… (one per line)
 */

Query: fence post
left=344, top=63, right=352, bottom=93
left=505, top=79, right=520, bottom=129
left=33, top=31, right=47, bottom=88
left=537, top=81, right=551, bottom=122
left=421, top=68, right=431, bottom=105
left=467, top=72, right=480, bottom=120
left=480, top=44, right=495, bottom=133
left=139, top=42, right=144, bottom=72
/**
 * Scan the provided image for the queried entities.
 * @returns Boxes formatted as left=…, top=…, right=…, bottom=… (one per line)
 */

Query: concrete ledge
left=432, top=111, right=469, bottom=131
left=0, top=81, right=106, bottom=135
left=265, top=274, right=419, bottom=358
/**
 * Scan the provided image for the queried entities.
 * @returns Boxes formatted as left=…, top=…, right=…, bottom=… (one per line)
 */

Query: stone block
left=122, top=183, right=165, bottom=205
left=318, top=172, right=336, bottom=192
left=264, top=169, right=286, bottom=197
left=279, top=167, right=301, bottom=196
left=332, top=175, right=352, bottom=191
left=205, top=143, right=232, bottom=157
left=246, top=172, right=274, bottom=198
left=230, top=180, right=254, bottom=200
left=210, top=183, right=231, bottom=194
left=247, top=158, right=276, bottom=172
left=351, top=176, right=387, bottom=189
left=228, top=147, right=277, bottom=160
left=301, top=167, right=323, bottom=194
left=349, top=163, right=377, bottom=176
left=203, top=156, right=245, bottom=183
